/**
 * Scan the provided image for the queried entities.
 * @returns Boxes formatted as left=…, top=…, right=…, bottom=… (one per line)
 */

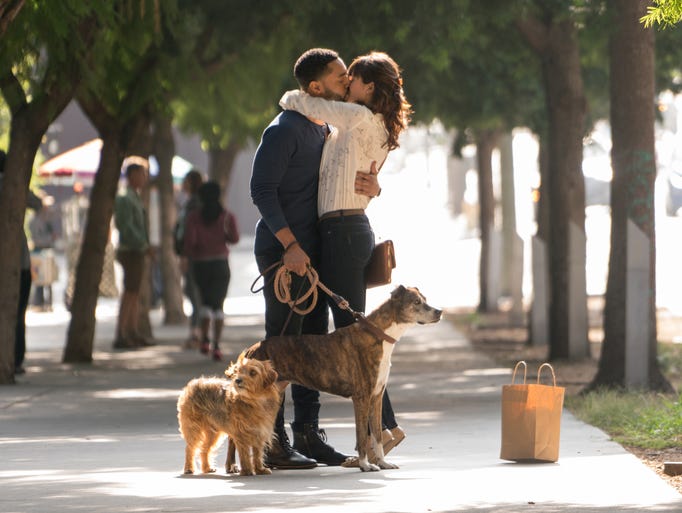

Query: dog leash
left=250, top=262, right=397, bottom=343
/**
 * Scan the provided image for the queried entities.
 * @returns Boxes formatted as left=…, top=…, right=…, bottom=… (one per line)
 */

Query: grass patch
left=566, top=390, right=682, bottom=450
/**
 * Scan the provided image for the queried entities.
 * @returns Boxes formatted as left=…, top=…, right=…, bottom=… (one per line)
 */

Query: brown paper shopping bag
left=500, top=361, right=565, bottom=462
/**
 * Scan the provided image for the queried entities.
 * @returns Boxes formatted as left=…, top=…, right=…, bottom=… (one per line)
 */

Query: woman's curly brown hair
left=348, top=52, right=412, bottom=151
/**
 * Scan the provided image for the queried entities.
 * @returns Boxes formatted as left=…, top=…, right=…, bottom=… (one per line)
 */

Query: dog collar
left=356, top=314, right=397, bottom=344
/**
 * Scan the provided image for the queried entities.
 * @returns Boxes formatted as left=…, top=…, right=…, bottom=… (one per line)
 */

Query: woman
left=280, top=51, right=412, bottom=463
left=183, top=181, right=240, bottom=361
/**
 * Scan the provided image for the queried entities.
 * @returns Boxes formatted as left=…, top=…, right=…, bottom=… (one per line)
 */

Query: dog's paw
left=256, top=467, right=272, bottom=475
left=239, top=469, right=256, bottom=477
left=377, top=459, right=399, bottom=470
left=227, top=464, right=240, bottom=474
left=183, top=469, right=194, bottom=475
left=202, top=467, right=217, bottom=474
left=360, top=462, right=381, bottom=472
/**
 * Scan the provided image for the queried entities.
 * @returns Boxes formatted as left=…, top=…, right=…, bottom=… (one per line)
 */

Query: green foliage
left=656, top=25, right=682, bottom=94
left=0, top=99, right=8, bottom=149
left=290, top=1, right=545, bottom=133
left=0, top=1, right=106, bottom=108
left=170, top=0, right=296, bottom=149
left=658, top=342, right=682, bottom=381
left=567, top=390, right=682, bottom=449
left=78, top=1, right=176, bottom=121
left=641, top=0, right=682, bottom=28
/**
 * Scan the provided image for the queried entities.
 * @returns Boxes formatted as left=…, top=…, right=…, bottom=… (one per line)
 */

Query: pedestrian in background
left=182, top=180, right=239, bottom=361
left=29, top=197, right=57, bottom=311
left=113, top=159, right=154, bottom=350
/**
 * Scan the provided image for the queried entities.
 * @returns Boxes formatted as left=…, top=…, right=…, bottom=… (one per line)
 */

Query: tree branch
left=0, top=0, right=25, bottom=38
left=0, top=68, right=26, bottom=115
left=516, top=16, right=549, bottom=56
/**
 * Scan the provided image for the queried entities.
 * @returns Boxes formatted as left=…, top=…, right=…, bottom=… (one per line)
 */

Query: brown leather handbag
left=365, top=240, right=396, bottom=288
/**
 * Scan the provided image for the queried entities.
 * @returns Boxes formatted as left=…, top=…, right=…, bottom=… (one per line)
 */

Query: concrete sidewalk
left=1, top=300, right=681, bottom=513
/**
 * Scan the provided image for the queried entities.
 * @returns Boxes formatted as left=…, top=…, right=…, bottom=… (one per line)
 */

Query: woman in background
left=183, top=181, right=240, bottom=361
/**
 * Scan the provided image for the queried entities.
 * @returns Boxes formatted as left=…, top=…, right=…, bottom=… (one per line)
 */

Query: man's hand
left=355, top=160, right=381, bottom=198
left=283, top=243, right=310, bottom=276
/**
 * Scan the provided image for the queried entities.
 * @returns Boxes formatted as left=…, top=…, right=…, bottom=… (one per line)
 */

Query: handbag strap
left=511, top=361, right=527, bottom=384
left=537, top=363, right=557, bottom=387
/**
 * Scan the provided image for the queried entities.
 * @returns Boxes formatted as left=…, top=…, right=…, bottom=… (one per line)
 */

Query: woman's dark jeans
left=318, top=214, right=397, bottom=429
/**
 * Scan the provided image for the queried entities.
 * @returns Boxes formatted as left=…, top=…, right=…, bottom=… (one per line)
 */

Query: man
left=113, top=159, right=154, bottom=349
left=250, top=48, right=353, bottom=469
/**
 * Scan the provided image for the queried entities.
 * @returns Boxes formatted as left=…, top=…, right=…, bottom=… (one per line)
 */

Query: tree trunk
left=536, top=133, right=550, bottom=243
left=0, top=69, right=76, bottom=383
left=499, top=132, right=524, bottom=324
left=590, top=0, right=672, bottom=392
left=63, top=132, right=124, bottom=362
left=528, top=132, right=551, bottom=347
left=208, top=139, right=241, bottom=196
left=476, top=129, right=498, bottom=313
left=518, top=14, right=589, bottom=361
left=152, top=113, right=184, bottom=325
left=63, top=94, right=152, bottom=362
left=0, top=120, right=45, bottom=383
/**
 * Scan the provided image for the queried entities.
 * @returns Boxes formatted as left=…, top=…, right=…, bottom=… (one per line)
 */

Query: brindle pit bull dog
left=240, top=285, right=442, bottom=472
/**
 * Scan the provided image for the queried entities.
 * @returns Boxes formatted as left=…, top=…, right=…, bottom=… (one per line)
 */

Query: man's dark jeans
left=256, top=251, right=328, bottom=428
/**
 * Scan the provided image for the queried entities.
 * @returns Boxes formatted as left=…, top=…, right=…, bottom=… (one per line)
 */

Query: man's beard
left=323, top=90, right=347, bottom=102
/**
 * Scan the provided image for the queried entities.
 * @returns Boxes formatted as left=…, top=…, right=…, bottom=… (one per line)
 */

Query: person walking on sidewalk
left=175, top=169, right=204, bottom=349
left=279, top=51, right=413, bottom=464
left=250, top=48, right=354, bottom=469
left=29, top=198, right=57, bottom=311
left=182, top=181, right=239, bottom=362
left=113, top=159, right=154, bottom=350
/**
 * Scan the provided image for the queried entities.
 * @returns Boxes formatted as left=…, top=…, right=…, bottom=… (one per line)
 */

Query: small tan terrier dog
left=177, top=357, right=280, bottom=476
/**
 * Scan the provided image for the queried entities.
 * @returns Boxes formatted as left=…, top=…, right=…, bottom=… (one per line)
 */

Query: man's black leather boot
left=292, top=422, right=350, bottom=466
left=264, top=427, right=317, bottom=469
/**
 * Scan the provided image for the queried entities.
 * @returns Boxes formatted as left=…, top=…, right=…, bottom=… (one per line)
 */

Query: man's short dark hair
left=123, top=156, right=148, bottom=178
left=294, top=48, right=339, bottom=90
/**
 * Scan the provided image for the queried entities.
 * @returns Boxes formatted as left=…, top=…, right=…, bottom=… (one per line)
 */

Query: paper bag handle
left=511, top=361, right=527, bottom=384
left=537, top=363, right=557, bottom=387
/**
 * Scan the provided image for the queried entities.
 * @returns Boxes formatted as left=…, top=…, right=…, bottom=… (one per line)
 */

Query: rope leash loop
left=249, top=261, right=281, bottom=294
left=273, top=264, right=319, bottom=316
left=251, top=261, right=396, bottom=343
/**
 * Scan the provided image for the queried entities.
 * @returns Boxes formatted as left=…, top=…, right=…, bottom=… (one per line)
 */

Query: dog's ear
left=263, top=360, right=278, bottom=387
left=391, top=285, right=406, bottom=298
left=225, top=361, right=238, bottom=379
